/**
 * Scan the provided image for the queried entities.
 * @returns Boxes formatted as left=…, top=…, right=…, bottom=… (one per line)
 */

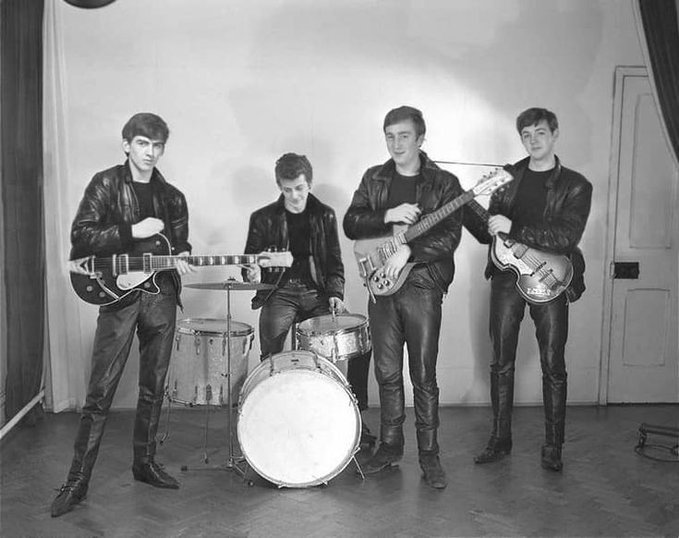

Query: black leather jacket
left=464, top=156, right=592, bottom=298
left=70, top=161, right=191, bottom=304
left=343, top=151, right=463, bottom=293
left=243, top=193, right=345, bottom=308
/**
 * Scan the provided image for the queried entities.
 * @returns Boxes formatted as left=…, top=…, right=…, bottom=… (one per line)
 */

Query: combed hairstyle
left=516, top=107, right=559, bottom=134
left=275, top=152, right=313, bottom=185
left=122, top=113, right=170, bottom=143
left=383, top=105, right=426, bottom=137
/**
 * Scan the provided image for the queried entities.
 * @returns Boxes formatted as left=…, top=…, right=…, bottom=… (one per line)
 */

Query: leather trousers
left=368, top=278, right=443, bottom=454
left=67, top=285, right=177, bottom=482
left=489, top=272, right=569, bottom=446
left=259, top=284, right=371, bottom=410
left=259, top=285, right=331, bottom=359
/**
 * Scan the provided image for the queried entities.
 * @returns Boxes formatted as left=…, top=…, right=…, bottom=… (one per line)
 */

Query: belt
left=285, top=278, right=312, bottom=289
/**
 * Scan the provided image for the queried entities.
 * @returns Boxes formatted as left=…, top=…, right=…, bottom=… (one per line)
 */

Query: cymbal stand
left=222, top=282, right=248, bottom=478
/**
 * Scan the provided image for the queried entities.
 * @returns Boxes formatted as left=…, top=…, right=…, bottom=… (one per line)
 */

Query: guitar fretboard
left=402, top=190, right=475, bottom=243
left=92, top=255, right=263, bottom=275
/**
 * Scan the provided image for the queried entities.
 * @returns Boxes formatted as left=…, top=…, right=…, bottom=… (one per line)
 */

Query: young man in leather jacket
left=51, top=113, right=194, bottom=518
left=465, top=107, right=592, bottom=472
left=343, top=106, right=463, bottom=489
left=243, top=152, right=374, bottom=445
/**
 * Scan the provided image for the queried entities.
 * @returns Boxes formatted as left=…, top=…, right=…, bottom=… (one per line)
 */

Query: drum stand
left=220, top=282, right=248, bottom=478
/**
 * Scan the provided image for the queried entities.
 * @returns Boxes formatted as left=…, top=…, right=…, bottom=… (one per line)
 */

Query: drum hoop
left=296, top=314, right=368, bottom=337
left=237, top=363, right=361, bottom=487
left=176, top=318, right=254, bottom=337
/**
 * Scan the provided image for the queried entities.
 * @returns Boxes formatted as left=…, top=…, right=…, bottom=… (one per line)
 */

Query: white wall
left=45, top=0, right=646, bottom=409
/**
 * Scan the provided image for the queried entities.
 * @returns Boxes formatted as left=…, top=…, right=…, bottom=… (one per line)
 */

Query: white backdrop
left=43, top=0, right=645, bottom=411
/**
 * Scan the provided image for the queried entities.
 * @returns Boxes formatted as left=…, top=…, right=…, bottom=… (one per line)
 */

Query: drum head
left=176, top=318, right=252, bottom=336
left=297, top=313, right=366, bottom=335
left=238, top=360, right=360, bottom=487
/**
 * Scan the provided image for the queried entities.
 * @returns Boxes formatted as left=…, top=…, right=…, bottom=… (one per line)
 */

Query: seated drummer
left=243, top=152, right=374, bottom=446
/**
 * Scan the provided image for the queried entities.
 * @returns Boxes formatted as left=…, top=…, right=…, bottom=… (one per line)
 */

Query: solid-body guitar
left=70, top=233, right=292, bottom=306
left=353, top=168, right=514, bottom=298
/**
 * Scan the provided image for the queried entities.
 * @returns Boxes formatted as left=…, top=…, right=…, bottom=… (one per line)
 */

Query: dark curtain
left=638, top=0, right=679, bottom=163
left=1, top=0, right=45, bottom=423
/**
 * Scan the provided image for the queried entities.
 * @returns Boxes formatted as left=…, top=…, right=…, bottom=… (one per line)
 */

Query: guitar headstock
left=258, top=250, right=293, bottom=269
left=471, top=167, right=514, bottom=197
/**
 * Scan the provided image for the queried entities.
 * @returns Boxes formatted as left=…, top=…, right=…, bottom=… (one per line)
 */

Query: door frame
left=598, top=65, right=647, bottom=405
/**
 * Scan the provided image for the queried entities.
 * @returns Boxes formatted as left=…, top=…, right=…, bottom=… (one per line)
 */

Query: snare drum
left=167, top=318, right=254, bottom=406
left=295, top=313, right=371, bottom=362
left=237, top=350, right=361, bottom=487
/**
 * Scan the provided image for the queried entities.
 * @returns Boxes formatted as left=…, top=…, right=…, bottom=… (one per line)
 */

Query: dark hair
left=516, top=107, right=558, bottom=134
left=122, top=113, right=170, bottom=143
left=275, top=153, right=313, bottom=185
left=383, top=105, right=426, bottom=136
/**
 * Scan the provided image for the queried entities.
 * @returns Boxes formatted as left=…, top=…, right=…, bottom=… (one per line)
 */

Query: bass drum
left=237, top=351, right=360, bottom=487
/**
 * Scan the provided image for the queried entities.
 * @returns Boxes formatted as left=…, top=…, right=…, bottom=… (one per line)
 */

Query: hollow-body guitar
left=70, top=233, right=292, bottom=306
left=466, top=201, right=573, bottom=304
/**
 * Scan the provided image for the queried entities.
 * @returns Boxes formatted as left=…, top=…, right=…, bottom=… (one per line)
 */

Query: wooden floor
left=1, top=404, right=678, bottom=537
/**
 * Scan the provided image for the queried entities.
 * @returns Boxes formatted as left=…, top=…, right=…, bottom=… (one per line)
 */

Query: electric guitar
left=353, top=168, right=514, bottom=298
left=70, top=233, right=293, bottom=306
left=466, top=199, right=574, bottom=304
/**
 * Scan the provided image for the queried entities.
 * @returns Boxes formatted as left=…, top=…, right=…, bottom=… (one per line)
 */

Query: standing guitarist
left=343, top=106, right=463, bottom=489
left=464, top=107, right=592, bottom=472
left=52, top=113, right=194, bottom=518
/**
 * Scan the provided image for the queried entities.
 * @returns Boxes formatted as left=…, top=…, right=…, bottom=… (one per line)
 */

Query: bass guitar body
left=491, top=235, right=573, bottom=304
left=70, top=235, right=171, bottom=306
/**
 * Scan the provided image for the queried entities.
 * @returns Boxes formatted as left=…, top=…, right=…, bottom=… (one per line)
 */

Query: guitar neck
left=107, top=254, right=263, bottom=274
left=402, top=190, right=475, bottom=243
left=466, top=198, right=490, bottom=225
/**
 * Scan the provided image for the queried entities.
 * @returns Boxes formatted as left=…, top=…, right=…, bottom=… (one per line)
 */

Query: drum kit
left=163, top=278, right=372, bottom=488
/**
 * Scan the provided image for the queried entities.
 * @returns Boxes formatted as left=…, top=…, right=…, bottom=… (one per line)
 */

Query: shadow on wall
left=228, top=1, right=604, bottom=165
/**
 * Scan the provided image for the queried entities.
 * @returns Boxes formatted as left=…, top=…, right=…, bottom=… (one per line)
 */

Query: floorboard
left=1, top=404, right=677, bottom=537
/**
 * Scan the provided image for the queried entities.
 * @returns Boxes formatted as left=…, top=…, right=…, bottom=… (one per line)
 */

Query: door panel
left=606, top=68, right=678, bottom=403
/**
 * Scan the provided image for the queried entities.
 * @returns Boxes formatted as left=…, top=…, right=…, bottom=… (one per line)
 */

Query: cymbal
left=185, top=280, right=275, bottom=291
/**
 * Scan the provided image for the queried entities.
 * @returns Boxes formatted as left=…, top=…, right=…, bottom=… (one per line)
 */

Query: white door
left=602, top=67, right=679, bottom=403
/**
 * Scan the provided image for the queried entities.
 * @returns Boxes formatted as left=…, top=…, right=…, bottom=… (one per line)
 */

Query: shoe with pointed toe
left=51, top=477, right=88, bottom=517
left=132, top=461, right=180, bottom=489
left=363, top=444, right=403, bottom=475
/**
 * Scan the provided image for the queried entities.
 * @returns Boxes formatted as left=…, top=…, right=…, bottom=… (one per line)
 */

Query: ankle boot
left=419, top=452, right=447, bottom=489
left=132, top=460, right=180, bottom=488
left=51, top=472, right=89, bottom=517
left=364, top=442, right=403, bottom=474
left=474, top=435, right=512, bottom=464
left=541, top=444, right=563, bottom=472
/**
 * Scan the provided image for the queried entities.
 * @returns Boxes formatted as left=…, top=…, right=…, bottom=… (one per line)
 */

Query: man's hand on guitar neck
left=488, top=215, right=512, bottom=236
left=175, top=252, right=195, bottom=275
left=244, top=264, right=261, bottom=283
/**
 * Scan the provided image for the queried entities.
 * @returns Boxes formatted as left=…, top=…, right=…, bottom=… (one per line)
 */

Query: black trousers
left=368, top=278, right=444, bottom=454
left=67, top=283, right=177, bottom=483
left=258, top=284, right=371, bottom=410
left=489, top=271, right=569, bottom=446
